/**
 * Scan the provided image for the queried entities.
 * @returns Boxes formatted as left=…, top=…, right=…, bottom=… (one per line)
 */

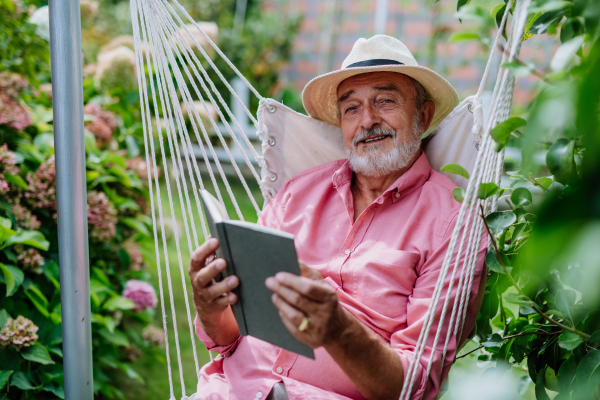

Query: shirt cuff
left=194, top=315, right=242, bottom=357
left=397, top=351, right=427, bottom=400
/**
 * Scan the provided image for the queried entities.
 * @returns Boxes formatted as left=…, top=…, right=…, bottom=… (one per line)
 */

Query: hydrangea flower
left=17, top=248, right=45, bottom=274
left=0, top=316, right=39, bottom=350
left=12, top=204, right=41, bottom=230
left=87, top=190, right=117, bottom=243
left=0, top=72, right=32, bottom=132
left=29, top=6, right=50, bottom=41
left=26, top=156, right=56, bottom=210
left=123, top=280, right=157, bottom=312
left=84, top=103, right=118, bottom=146
left=126, top=156, right=160, bottom=181
left=142, top=325, right=165, bottom=347
left=0, top=143, right=19, bottom=196
left=123, top=239, right=144, bottom=271
left=94, top=45, right=137, bottom=94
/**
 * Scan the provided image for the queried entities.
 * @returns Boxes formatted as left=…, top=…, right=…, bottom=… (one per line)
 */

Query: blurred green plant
left=445, top=0, right=600, bottom=398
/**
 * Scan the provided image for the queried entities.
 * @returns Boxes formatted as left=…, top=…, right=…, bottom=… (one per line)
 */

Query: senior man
left=189, top=35, right=486, bottom=400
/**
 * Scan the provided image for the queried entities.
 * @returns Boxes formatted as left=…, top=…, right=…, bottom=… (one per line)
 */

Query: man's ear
left=420, top=100, right=436, bottom=132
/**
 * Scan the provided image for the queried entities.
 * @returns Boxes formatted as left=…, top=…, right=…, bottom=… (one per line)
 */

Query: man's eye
left=345, top=106, right=357, bottom=113
left=381, top=99, right=393, bottom=104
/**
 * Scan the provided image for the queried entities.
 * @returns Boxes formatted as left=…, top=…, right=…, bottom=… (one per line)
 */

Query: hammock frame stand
left=48, top=0, right=94, bottom=398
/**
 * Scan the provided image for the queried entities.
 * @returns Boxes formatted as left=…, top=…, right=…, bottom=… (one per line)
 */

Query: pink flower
left=12, top=204, right=41, bottom=230
left=0, top=316, right=39, bottom=350
left=17, top=248, right=44, bottom=274
left=142, top=325, right=165, bottom=347
left=0, top=144, right=19, bottom=195
left=126, top=156, right=160, bottom=181
left=123, top=279, right=157, bottom=312
left=25, top=156, right=56, bottom=210
left=0, top=73, right=32, bottom=132
left=87, top=190, right=117, bottom=242
left=123, top=239, right=144, bottom=271
left=84, top=103, right=118, bottom=146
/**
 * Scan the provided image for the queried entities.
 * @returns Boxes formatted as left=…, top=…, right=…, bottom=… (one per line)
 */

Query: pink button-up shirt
left=195, top=153, right=486, bottom=400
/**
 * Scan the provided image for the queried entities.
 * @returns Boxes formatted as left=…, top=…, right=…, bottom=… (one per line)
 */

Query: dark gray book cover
left=200, top=189, right=314, bottom=359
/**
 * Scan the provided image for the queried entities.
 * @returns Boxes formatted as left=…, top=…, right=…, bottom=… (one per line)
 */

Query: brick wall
left=263, top=0, right=558, bottom=106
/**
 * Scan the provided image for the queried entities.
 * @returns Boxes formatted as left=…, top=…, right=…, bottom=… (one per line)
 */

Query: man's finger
left=272, top=293, right=305, bottom=327
left=189, top=238, right=219, bottom=274
left=211, top=292, right=237, bottom=307
left=193, top=258, right=226, bottom=288
left=266, top=278, right=319, bottom=315
left=299, top=261, right=323, bottom=281
left=206, top=275, right=239, bottom=301
left=274, top=272, right=333, bottom=302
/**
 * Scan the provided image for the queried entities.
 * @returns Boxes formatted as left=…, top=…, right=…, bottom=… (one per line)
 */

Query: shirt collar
left=331, top=151, right=432, bottom=204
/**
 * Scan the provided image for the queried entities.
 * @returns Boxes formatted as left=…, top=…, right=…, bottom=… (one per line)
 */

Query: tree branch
left=479, top=205, right=590, bottom=340
left=455, top=330, right=559, bottom=360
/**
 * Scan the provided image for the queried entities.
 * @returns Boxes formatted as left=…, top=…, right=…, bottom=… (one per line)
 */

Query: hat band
left=345, top=59, right=404, bottom=69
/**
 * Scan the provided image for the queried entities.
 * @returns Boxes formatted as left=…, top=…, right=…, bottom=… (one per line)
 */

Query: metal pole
left=374, top=0, right=389, bottom=34
left=48, top=0, right=94, bottom=398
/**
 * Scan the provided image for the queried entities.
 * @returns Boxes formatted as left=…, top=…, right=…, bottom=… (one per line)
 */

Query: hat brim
left=302, top=64, right=459, bottom=130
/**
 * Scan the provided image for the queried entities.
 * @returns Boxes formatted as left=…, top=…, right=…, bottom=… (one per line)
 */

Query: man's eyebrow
left=338, top=90, right=355, bottom=103
left=372, top=84, right=400, bottom=92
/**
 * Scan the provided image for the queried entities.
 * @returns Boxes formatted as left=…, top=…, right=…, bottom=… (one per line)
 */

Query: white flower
left=29, top=6, right=50, bottom=41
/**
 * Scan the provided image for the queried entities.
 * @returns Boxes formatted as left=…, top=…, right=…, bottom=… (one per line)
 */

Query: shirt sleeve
left=390, top=212, right=488, bottom=400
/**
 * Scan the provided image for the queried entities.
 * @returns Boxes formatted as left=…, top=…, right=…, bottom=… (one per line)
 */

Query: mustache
left=352, top=126, right=397, bottom=148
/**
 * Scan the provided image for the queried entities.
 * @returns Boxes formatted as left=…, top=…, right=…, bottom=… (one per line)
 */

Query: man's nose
left=359, top=103, right=382, bottom=130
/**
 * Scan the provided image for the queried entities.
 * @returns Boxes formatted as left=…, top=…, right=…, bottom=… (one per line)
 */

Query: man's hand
left=265, top=261, right=349, bottom=349
left=189, top=238, right=240, bottom=345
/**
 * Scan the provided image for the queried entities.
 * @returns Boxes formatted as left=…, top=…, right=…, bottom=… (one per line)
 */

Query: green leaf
left=545, top=309, right=565, bottom=318
left=452, top=187, right=465, bottom=203
left=511, top=187, right=533, bottom=206
left=478, top=182, right=498, bottom=199
left=103, top=295, right=136, bottom=311
left=575, top=349, right=600, bottom=384
left=2, top=230, right=50, bottom=251
left=0, top=371, right=13, bottom=390
left=0, top=225, right=16, bottom=244
left=535, top=177, right=553, bottom=189
left=0, top=309, right=8, bottom=329
left=546, top=138, right=575, bottom=184
left=486, top=211, right=517, bottom=235
left=10, top=371, right=38, bottom=390
left=535, top=368, right=552, bottom=400
left=0, top=263, right=24, bottom=297
left=558, top=331, right=583, bottom=350
left=42, top=384, right=65, bottom=399
left=21, top=343, right=55, bottom=365
left=482, top=333, right=504, bottom=347
left=449, top=32, right=481, bottom=43
left=457, top=0, right=470, bottom=11
left=530, top=10, right=565, bottom=34
left=90, top=279, right=111, bottom=295
left=24, top=285, right=50, bottom=317
left=544, top=366, right=559, bottom=392
left=3, top=173, right=28, bottom=190
left=99, top=327, right=130, bottom=347
left=441, top=163, right=470, bottom=180
left=119, top=217, right=150, bottom=236
left=490, top=2, right=505, bottom=19
left=490, top=117, right=527, bottom=150
left=485, top=250, right=508, bottom=274
left=557, top=356, right=576, bottom=392
left=504, top=292, right=533, bottom=306
left=529, top=1, right=570, bottom=13
left=0, top=217, right=11, bottom=230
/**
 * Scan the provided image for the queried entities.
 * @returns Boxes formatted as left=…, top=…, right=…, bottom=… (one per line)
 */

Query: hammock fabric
left=128, top=0, right=531, bottom=398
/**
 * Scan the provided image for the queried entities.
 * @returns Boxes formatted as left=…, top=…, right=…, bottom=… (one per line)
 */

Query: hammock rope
left=128, top=0, right=532, bottom=398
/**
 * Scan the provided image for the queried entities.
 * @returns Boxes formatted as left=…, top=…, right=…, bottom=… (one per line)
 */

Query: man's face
left=337, top=72, right=432, bottom=177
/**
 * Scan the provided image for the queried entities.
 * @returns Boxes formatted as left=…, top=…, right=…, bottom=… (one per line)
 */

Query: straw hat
left=302, top=35, right=459, bottom=129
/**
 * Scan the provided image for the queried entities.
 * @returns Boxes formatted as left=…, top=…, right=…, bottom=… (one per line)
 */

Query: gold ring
left=298, top=317, right=310, bottom=332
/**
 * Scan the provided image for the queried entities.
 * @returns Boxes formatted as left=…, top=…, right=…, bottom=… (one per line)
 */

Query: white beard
left=345, top=115, right=423, bottom=178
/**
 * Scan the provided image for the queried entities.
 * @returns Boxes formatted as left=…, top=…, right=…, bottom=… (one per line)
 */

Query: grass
left=115, top=172, right=262, bottom=398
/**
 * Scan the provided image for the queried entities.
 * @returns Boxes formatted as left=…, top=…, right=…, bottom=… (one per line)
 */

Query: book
left=199, top=189, right=315, bottom=359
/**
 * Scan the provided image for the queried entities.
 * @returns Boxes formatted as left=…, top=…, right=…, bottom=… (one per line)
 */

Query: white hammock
left=128, top=0, right=531, bottom=397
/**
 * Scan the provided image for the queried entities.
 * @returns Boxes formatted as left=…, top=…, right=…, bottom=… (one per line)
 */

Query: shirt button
left=276, top=366, right=283, bottom=374
left=256, top=392, right=263, bottom=399
left=395, top=192, right=400, bottom=198
left=344, top=249, right=350, bottom=255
